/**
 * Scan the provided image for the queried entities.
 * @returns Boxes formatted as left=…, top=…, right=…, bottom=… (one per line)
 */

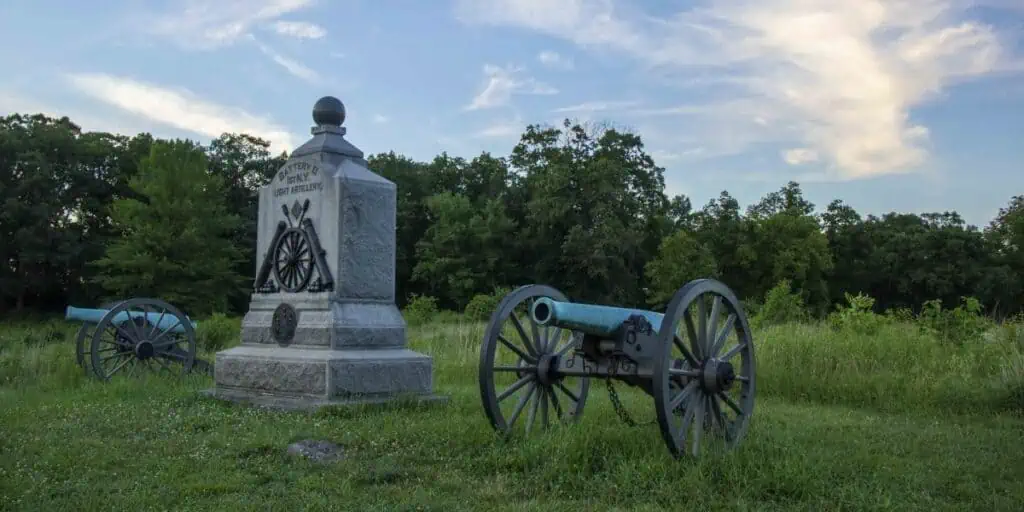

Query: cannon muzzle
left=65, top=306, right=197, bottom=334
left=530, top=297, right=664, bottom=338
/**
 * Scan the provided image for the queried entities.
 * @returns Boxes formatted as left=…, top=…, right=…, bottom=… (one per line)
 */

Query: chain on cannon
left=477, top=280, right=757, bottom=459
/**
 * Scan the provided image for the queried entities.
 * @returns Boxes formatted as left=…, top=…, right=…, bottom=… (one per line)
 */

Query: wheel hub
left=134, top=340, right=155, bottom=360
left=535, top=354, right=561, bottom=386
left=700, top=359, right=736, bottom=393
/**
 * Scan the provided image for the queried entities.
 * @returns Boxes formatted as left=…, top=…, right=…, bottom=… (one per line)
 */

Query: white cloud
left=538, top=50, right=574, bottom=69
left=252, top=39, right=321, bottom=84
left=269, top=20, right=326, bottom=39
left=64, top=72, right=298, bottom=153
left=372, top=114, right=389, bottom=124
left=465, top=64, right=558, bottom=111
left=149, top=0, right=315, bottom=49
left=455, top=0, right=1021, bottom=180
left=782, top=148, right=819, bottom=165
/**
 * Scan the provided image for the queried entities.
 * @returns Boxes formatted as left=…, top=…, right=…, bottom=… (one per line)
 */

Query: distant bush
left=917, top=297, right=988, bottom=345
left=463, top=286, right=512, bottom=322
left=754, top=280, right=807, bottom=327
left=404, top=294, right=440, bottom=325
left=828, top=292, right=885, bottom=335
left=884, top=306, right=915, bottom=323
left=196, top=313, right=238, bottom=352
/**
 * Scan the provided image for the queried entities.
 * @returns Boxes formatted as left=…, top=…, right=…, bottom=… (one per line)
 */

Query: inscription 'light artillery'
left=477, top=279, right=757, bottom=459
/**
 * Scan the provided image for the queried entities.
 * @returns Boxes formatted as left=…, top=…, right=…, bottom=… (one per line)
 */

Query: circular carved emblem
left=271, top=303, right=299, bottom=346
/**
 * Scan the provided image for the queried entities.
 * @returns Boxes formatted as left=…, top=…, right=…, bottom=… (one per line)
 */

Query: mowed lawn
left=1, top=318, right=1022, bottom=511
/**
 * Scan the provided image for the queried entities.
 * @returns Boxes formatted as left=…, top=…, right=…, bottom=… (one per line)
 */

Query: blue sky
left=1, top=0, right=1022, bottom=228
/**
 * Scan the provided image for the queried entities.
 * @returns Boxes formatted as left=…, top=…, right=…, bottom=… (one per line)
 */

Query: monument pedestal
left=206, top=96, right=445, bottom=411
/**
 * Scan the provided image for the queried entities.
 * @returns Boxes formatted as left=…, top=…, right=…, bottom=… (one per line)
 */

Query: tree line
left=2, top=113, right=1022, bottom=319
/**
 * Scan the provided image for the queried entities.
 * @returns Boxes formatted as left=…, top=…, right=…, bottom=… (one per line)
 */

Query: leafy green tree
left=412, top=192, right=517, bottom=309
left=644, top=229, right=718, bottom=309
left=0, top=114, right=84, bottom=312
left=509, top=120, right=669, bottom=305
left=91, top=140, right=245, bottom=315
left=205, top=133, right=286, bottom=312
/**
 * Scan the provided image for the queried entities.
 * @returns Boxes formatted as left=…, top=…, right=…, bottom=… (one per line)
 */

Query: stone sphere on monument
left=312, top=96, right=345, bottom=127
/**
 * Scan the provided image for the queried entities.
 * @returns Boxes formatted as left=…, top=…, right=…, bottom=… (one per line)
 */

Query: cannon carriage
left=66, top=297, right=210, bottom=381
left=477, top=279, right=756, bottom=458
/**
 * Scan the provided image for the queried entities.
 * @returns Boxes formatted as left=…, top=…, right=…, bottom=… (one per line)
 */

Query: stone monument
left=209, top=96, right=444, bottom=410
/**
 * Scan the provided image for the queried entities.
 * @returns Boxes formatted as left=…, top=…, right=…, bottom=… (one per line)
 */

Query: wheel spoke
left=493, top=364, right=536, bottom=372
left=696, top=297, right=709, bottom=359
left=709, top=313, right=736, bottom=357
left=707, top=296, right=722, bottom=348
left=673, top=335, right=700, bottom=368
left=670, top=379, right=699, bottom=411
left=150, top=324, right=182, bottom=347
left=506, top=384, right=536, bottom=428
left=709, top=393, right=732, bottom=442
left=149, top=308, right=168, bottom=339
left=549, top=387, right=564, bottom=419
left=497, top=374, right=534, bottom=402
left=718, top=391, right=743, bottom=415
left=683, top=313, right=702, bottom=361
left=668, top=367, right=701, bottom=378
left=509, top=315, right=538, bottom=357
left=525, top=388, right=542, bottom=433
left=690, top=392, right=706, bottom=457
left=540, top=388, right=549, bottom=429
left=104, top=356, right=134, bottom=379
left=153, top=356, right=175, bottom=373
left=113, top=323, right=137, bottom=345
left=555, top=381, right=580, bottom=403
left=721, top=342, right=746, bottom=361
left=497, top=334, right=536, bottom=364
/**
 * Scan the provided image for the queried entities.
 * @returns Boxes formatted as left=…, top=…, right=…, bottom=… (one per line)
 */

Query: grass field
left=1, top=315, right=1023, bottom=511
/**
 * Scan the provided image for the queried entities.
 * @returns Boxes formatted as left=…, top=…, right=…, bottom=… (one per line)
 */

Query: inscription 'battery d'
left=274, top=161, right=323, bottom=198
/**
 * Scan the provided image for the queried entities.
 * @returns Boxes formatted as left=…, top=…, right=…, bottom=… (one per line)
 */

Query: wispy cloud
left=269, top=20, right=326, bottom=39
left=64, top=72, right=297, bottom=152
left=148, top=0, right=316, bottom=49
left=538, top=50, right=574, bottom=70
left=455, top=0, right=1022, bottom=180
left=251, top=38, right=321, bottom=84
left=372, top=114, right=389, bottom=124
left=465, top=64, right=558, bottom=111
left=552, top=100, right=640, bottom=113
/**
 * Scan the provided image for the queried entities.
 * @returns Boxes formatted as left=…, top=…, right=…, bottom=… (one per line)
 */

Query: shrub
left=917, top=297, right=989, bottom=345
left=195, top=313, right=238, bottom=352
left=404, top=294, right=440, bottom=325
left=754, top=280, right=807, bottom=327
left=884, top=306, right=915, bottom=323
left=828, top=292, right=885, bottom=335
left=463, top=286, right=512, bottom=322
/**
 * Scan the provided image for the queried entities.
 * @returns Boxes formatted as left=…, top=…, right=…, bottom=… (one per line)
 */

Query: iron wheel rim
left=478, top=284, right=590, bottom=436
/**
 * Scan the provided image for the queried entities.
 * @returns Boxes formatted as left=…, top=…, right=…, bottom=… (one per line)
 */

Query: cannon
left=66, top=297, right=211, bottom=381
left=477, top=279, right=756, bottom=459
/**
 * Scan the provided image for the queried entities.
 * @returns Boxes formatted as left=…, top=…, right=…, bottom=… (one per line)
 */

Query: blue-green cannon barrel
left=64, top=306, right=196, bottom=334
left=530, top=297, right=664, bottom=338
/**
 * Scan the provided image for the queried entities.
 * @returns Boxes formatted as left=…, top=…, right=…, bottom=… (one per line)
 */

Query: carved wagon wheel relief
left=255, top=197, right=335, bottom=294
left=273, top=227, right=314, bottom=292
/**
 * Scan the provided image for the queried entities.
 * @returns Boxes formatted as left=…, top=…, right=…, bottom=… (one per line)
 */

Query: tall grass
left=3, top=311, right=1021, bottom=417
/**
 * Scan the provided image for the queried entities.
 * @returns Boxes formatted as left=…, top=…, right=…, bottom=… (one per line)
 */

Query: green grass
left=1, top=317, right=1023, bottom=511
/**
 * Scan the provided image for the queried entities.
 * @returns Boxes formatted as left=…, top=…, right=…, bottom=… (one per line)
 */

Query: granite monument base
left=205, top=292, right=446, bottom=412
left=206, top=345, right=447, bottom=411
